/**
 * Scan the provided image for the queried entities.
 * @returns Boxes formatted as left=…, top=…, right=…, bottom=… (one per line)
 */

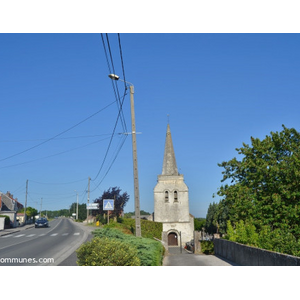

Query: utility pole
left=76, top=191, right=79, bottom=220
left=40, top=198, right=43, bottom=218
left=24, top=179, right=28, bottom=225
left=87, top=177, right=90, bottom=221
left=108, top=74, right=141, bottom=237
left=129, top=85, right=141, bottom=237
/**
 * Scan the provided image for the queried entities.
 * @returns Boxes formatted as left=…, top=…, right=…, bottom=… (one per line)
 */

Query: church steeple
left=154, top=123, right=194, bottom=244
left=162, top=124, right=179, bottom=176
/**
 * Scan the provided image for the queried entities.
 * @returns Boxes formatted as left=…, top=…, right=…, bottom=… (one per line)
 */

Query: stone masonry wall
left=214, top=238, right=300, bottom=266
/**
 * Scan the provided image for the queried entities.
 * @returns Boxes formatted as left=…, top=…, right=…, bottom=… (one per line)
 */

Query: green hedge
left=76, top=237, right=141, bottom=266
left=120, top=218, right=163, bottom=239
left=201, top=241, right=214, bottom=255
left=225, top=220, right=300, bottom=257
left=91, top=227, right=165, bottom=266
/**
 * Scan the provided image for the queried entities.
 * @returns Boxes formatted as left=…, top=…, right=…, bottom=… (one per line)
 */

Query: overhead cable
left=0, top=100, right=116, bottom=163
left=92, top=34, right=129, bottom=184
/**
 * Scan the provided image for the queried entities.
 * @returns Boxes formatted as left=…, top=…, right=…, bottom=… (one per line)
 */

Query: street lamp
left=108, top=74, right=141, bottom=237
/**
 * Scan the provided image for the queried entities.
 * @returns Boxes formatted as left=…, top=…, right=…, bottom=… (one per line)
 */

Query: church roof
left=162, top=124, right=179, bottom=176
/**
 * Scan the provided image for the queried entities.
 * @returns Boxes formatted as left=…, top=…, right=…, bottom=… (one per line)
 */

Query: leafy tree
left=226, top=220, right=258, bottom=246
left=225, top=220, right=300, bottom=256
left=217, top=125, right=300, bottom=239
left=205, top=202, right=218, bottom=234
left=69, top=203, right=87, bottom=221
left=46, top=209, right=70, bottom=218
left=123, top=210, right=151, bottom=218
left=19, top=207, right=38, bottom=220
left=194, top=218, right=206, bottom=231
left=213, top=125, right=300, bottom=256
left=93, top=187, right=129, bottom=219
left=205, top=200, right=228, bottom=234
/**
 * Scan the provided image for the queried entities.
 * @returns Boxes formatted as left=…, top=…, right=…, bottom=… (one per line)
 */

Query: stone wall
left=214, top=238, right=300, bottom=266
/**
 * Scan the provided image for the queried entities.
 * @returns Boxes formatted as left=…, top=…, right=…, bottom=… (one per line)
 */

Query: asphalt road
left=0, top=218, right=92, bottom=266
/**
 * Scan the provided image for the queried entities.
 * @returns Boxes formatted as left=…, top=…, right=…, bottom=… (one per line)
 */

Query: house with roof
left=0, top=191, right=23, bottom=227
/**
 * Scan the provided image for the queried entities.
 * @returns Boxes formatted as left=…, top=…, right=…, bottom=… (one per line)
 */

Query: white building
left=154, top=124, right=194, bottom=246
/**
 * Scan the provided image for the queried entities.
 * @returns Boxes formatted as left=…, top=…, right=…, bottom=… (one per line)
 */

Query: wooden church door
left=168, top=232, right=178, bottom=246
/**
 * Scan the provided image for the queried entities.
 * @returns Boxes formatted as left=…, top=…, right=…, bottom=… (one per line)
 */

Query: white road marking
left=13, top=234, right=25, bottom=238
left=1, top=230, right=81, bottom=239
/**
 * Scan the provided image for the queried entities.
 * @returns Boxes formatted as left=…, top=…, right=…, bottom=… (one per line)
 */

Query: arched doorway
left=168, top=232, right=178, bottom=246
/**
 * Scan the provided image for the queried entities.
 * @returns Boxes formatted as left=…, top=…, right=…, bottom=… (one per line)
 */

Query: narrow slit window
left=165, top=191, right=169, bottom=202
left=174, top=191, right=178, bottom=202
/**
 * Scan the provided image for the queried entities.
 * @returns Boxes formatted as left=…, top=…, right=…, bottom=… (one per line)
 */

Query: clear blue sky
left=1, top=33, right=300, bottom=217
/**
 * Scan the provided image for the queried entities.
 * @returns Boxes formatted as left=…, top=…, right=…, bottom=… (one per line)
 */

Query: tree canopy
left=69, top=203, right=87, bottom=221
left=209, top=125, right=300, bottom=255
left=93, top=187, right=129, bottom=218
left=19, top=207, right=38, bottom=219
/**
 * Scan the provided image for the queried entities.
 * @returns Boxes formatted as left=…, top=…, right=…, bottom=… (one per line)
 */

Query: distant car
left=35, top=218, right=49, bottom=228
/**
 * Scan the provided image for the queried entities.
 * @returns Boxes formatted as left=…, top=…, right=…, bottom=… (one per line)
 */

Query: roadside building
left=0, top=191, right=23, bottom=227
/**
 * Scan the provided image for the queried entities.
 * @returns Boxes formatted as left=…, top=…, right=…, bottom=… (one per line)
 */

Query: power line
left=0, top=137, right=112, bottom=170
left=0, top=100, right=116, bottom=163
left=101, top=33, right=127, bottom=133
left=92, top=34, right=129, bottom=185
left=118, top=33, right=127, bottom=90
left=91, top=112, right=128, bottom=182
left=28, top=178, right=87, bottom=185
left=91, top=133, right=127, bottom=192
left=0, top=133, right=113, bottom=143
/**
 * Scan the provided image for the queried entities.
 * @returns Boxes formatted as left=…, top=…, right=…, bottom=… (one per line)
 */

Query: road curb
left=0, top=230, right=20, bottom=237
left=0, top=225, right=35, bottom=237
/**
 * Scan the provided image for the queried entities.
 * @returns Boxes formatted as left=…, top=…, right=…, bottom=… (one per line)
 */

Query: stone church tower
left=154, top=124, right=194, bottom=246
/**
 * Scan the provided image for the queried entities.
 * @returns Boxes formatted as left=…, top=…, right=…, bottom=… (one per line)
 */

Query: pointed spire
left=162, top=124, right=179, bottom=176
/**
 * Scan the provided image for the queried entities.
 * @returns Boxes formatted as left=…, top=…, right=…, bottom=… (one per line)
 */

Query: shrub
left=103, top=222, right=133, bottom=235
left=140, top=219, right=163, bottom=240
left=225, top=220, right=300, bottom=257
left=120, top=218, right=163, bottom=239
left=92, top=227, right=164, bottom=266
left=76, top=236, right=141, bottom=266
left=96, top=214, right=107, bottom=225
left=257, top=226, right=300, bottom=256
left=225, top=220, right=258, bottom=246
left=201, top=241, right=214, bottom=255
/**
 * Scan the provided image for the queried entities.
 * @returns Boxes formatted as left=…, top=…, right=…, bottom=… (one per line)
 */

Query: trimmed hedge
left=120, top=218, right=163, bottom=239
left=76, top=237, right=140, bottom=266
left=91, top=227, right=165, bottom=266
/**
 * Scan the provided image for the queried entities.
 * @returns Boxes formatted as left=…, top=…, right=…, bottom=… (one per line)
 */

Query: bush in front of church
left=91, top=227, right=165, bottom=266
left=76, top=236, right=141, bottom=266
